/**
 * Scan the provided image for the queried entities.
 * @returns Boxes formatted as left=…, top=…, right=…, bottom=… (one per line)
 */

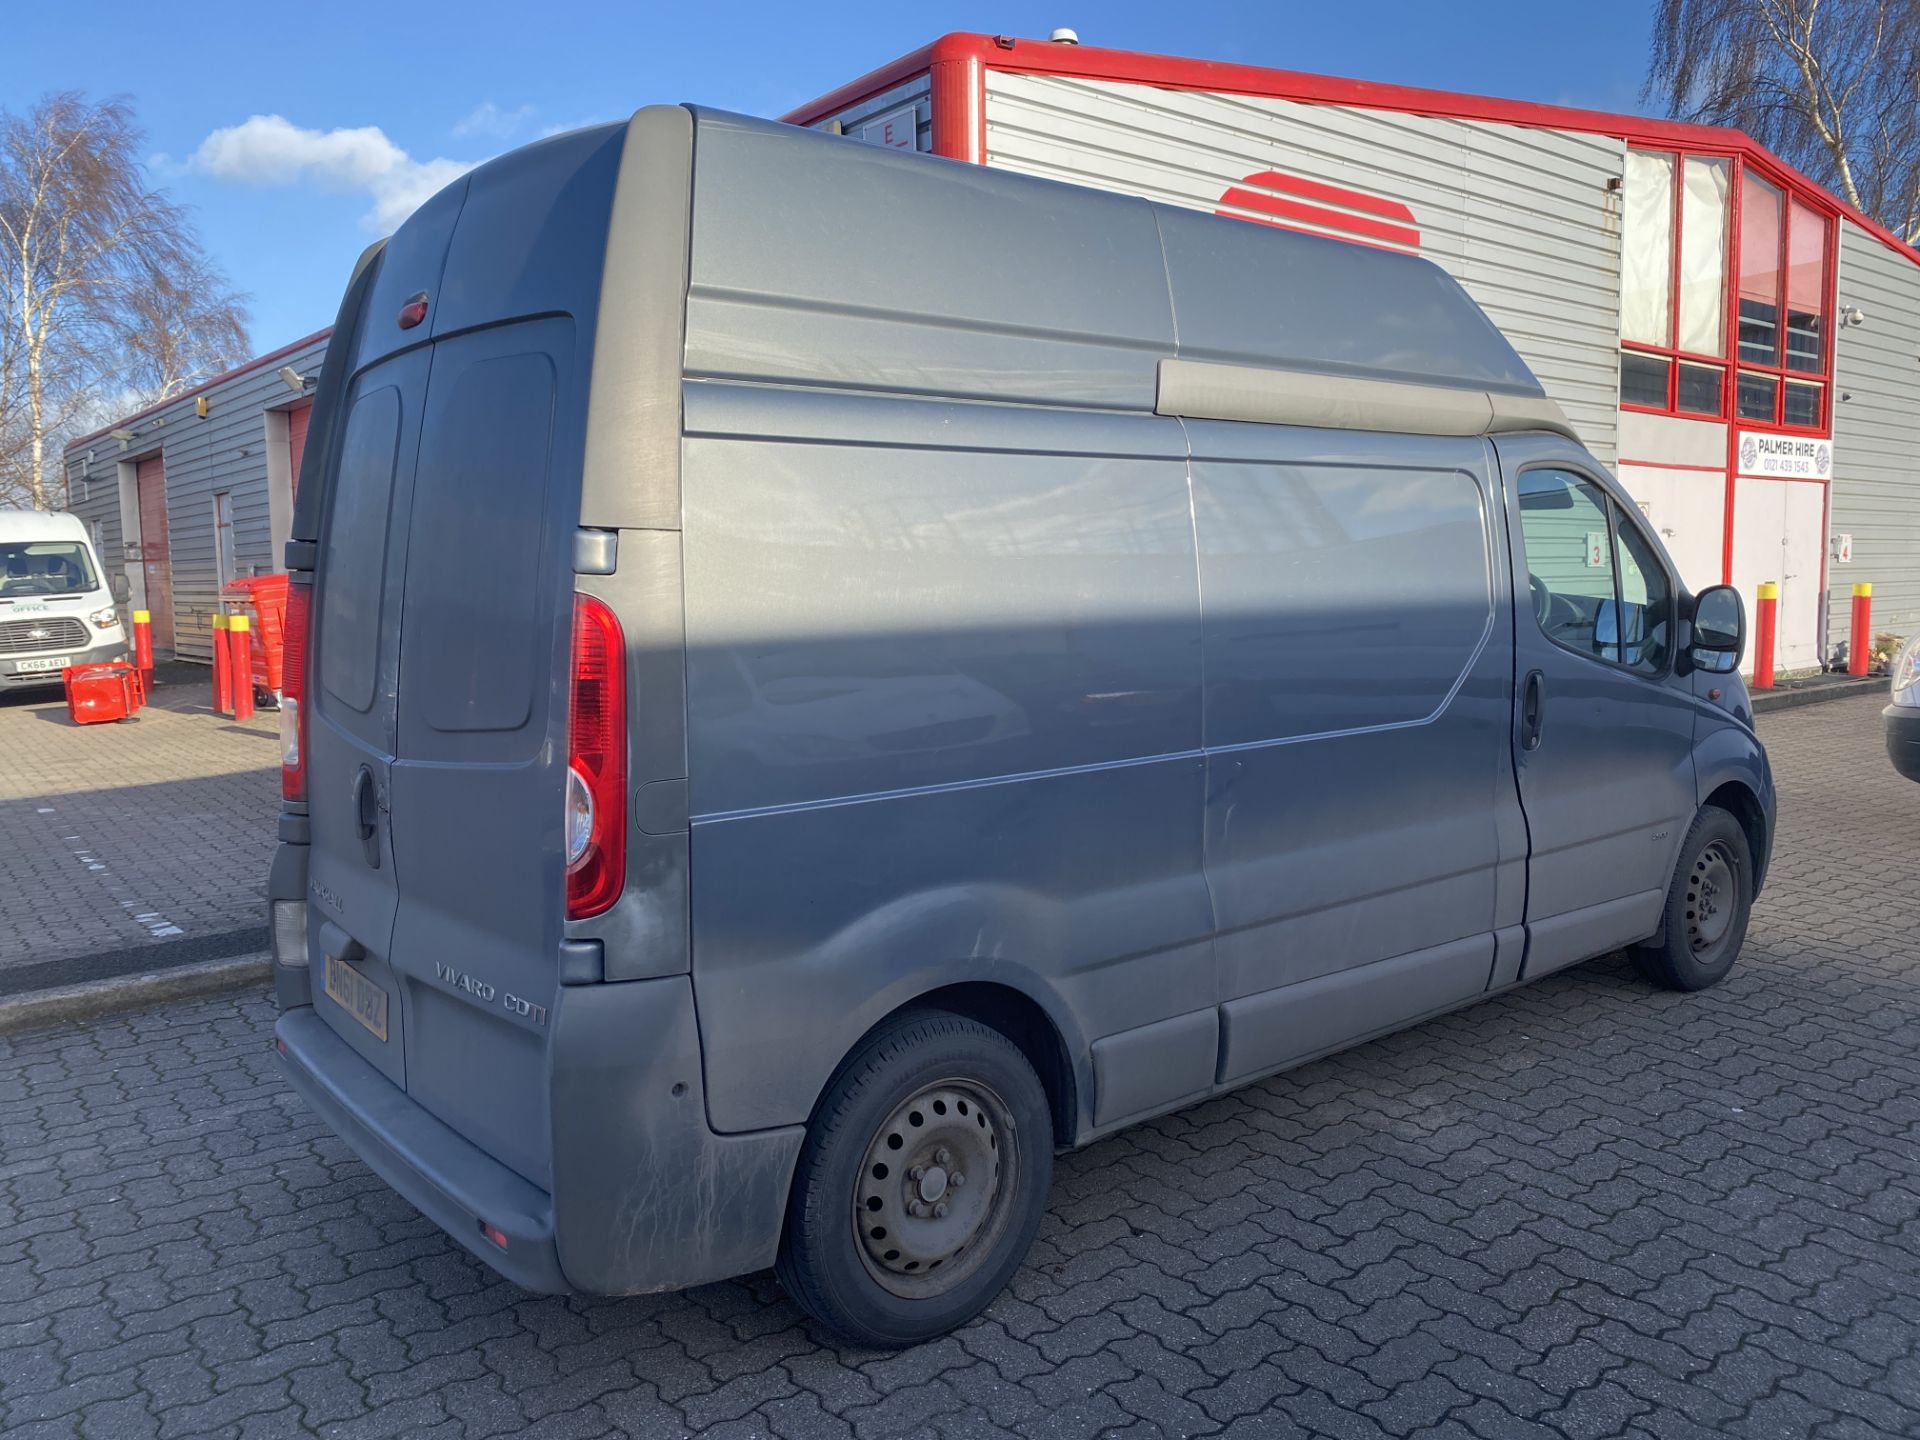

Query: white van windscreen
left=0, top=542, right=98, bottom=596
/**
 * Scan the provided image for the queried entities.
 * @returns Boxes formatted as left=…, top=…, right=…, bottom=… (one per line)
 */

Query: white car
left=0, top=509, right=127, bottom=691
left=1888, top=635, right=1920, bottom=782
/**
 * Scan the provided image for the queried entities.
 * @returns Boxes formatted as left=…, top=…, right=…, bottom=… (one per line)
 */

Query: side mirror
left=111, top=572, right=130, bottom=603
left=1690, top=585, right=1744, bottom=673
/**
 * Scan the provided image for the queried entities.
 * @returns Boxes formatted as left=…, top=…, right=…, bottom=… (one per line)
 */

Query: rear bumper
left=1887, top=704, right=1920, bottom=783
left=275, top=1007, right=569, bottom=1292
left=275, top=973, right=806, bottom=1297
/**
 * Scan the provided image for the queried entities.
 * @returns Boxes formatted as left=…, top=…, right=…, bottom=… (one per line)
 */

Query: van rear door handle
left=317, top=919, right=365, bottom=965
left=1521, top=670, right=1546, bottom=751
left=352, top=766, right=381, bottom=869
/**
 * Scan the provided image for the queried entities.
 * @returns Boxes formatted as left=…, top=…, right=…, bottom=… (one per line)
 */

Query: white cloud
left=453, top=102, right=534, bottom=140
left=190, top=115, right=474, bottom=233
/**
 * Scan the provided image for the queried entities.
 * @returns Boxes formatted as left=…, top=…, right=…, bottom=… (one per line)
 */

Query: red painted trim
left=1621, top=340, right=1732, bottom=367
left=786, top=33, right=1920, bottom=271
left=64, top=327, right=333, bottom=456
left=1218, top=184, right=1420, bottom=249
left=929, top=46, right=984, bottom=161
left=780, top=43, right=936, bottom=129
left=1722, top=159, right=1746, bottom=584
left=1237, top=170, right=1416, bottom=223
left=1617, top=459, right=1727, bottom=473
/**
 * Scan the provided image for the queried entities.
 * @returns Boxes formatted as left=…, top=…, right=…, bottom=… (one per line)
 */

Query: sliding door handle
left=1521, top=670, right=1546, bottom=751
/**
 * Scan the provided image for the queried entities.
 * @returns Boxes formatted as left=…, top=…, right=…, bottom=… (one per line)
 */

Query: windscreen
left=0, top=541, right=98, bottom=596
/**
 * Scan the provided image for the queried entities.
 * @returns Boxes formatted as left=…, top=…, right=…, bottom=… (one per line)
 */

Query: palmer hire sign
left=1738, top=431, right=1833, bottom=480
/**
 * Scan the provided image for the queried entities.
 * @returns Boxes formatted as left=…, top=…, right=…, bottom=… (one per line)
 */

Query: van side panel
left=1181, top=421, right=1523, bottom=1085
left=681, top=387, right=1209, bottom=1136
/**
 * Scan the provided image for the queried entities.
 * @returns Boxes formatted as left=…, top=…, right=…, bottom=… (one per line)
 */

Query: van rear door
left=299, top=121, right=627, bottom=1189
left=306, top=349, right=430, bottom=1088
left=385, top=319, right=576, bottom=1190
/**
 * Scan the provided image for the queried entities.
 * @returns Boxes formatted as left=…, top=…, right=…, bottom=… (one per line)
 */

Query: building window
left=1620, top=149, right=1731, bottom=416
left=1735, top=172, right=1832, bottom=430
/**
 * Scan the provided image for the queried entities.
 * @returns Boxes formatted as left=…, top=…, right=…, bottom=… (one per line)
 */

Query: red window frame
left=1619, top=146, right=1737, bottom=421
left=1730, top=163, right=1836, bottom=435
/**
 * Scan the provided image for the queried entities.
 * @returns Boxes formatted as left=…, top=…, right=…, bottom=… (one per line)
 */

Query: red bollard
left=231, top=615, right=255, bottom=721
left=1753, top=582, right=1778, bottom=690
left=212, top=612, right=232, bottom=715
left=131, top=608, right=153, bottom=680
left=1848, top=582, right=1873, bottom=677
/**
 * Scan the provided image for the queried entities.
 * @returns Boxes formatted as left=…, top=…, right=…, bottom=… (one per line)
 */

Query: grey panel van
left=268, top=107, right=1776, bottom=1347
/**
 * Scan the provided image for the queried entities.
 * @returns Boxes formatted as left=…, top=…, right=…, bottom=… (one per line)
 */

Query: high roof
left=0, top=507, right=89, bottom=539
left=784, top=31, right=1920, bottom=270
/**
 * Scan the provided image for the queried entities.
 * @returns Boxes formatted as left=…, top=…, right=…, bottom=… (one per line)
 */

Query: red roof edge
left=785, top=31, right=1920, bottom=269
left=780, top=40, right=939, bottom=128
left=64, top=326, right=334, bottom=457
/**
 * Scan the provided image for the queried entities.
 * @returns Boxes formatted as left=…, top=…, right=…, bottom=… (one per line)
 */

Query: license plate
left=324, top=955, right=389, bottom=1042
left=13, top=655, right=70, bottom=673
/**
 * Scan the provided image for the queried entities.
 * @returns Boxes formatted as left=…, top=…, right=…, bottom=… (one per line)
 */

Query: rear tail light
left=281, top=581, right=312, bottom=801
left=566, top=594, right=626, bottom=919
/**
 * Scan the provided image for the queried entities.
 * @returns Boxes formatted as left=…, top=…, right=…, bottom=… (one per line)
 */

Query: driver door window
left=1519, top=469, right=1672, bottom=676
left=1610, top=515, right=1672, bottom=673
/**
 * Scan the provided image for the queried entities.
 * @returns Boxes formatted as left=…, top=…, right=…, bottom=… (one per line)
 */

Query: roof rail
left=1155, top=358, right=1580, bottom=444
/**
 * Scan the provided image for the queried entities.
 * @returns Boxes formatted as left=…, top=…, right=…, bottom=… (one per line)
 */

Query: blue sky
left=6, top=1, right=1656, bottom=351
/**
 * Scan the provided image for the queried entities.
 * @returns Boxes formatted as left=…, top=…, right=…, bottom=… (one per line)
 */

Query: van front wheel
left=776, top=1010, right=1053, bottom=1347
left=1632, top=805, right=1753, bottom=991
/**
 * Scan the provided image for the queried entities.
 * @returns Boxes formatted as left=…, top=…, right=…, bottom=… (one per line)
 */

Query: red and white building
left=792, top=33, right=1920, bottom=673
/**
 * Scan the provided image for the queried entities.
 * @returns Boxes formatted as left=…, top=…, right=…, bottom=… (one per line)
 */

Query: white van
left=0, top=509, right=128, bottom=690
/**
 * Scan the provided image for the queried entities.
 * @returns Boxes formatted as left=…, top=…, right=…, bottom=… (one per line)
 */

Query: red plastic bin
left=224, top=574, right=290, bottom=696
left=64, top=662, right=143, bottom=725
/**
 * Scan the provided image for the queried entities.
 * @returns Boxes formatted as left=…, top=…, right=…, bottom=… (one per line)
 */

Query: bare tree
left=1646, top=0, right=1920, bottom=244
left=121, top=250, right=250, bottom=402
left=0, top=93, right=250, bottom=510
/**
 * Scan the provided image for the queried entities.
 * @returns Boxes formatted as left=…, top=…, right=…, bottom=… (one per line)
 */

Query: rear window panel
left=319, top=386, right=403, bottom=714
left=400, top=345, right=558, bottom=736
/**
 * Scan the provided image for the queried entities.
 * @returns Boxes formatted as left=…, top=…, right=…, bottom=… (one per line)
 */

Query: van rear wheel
left=1632, top=805, right=1753, bottom=991
left=776, top=1010, right=1052, bottom=1347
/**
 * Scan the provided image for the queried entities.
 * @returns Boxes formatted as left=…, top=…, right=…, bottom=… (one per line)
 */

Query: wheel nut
left=909, top=1164, right=927, bottom=1182
left=908, top=1200, right=928, bottom=1218
left=935, top=1147, right=952, bottom=1167
left=949, top=1171, right=965, bottom=1188
left=933, top=1202, right=948, bottom=1219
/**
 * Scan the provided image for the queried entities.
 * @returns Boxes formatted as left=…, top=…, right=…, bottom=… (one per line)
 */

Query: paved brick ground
left=0, top=667, right=277, bottom=983
left=1, top=692, right=1916, bottom=1439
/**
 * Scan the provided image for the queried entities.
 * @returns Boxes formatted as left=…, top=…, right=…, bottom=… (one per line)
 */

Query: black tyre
left=1632, top=805, right=1753, bottom=991
left=776, top=1009, right=1053, bottom=1347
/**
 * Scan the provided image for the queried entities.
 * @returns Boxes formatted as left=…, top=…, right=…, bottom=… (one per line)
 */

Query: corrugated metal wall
left=63, top=334, right=329, bottom=662
left=1830, top=220, right=1920, bottom=644
left=981, top=73, right=1624, bottom=466
left=61, top=463, right=123, bottom=577
left=805, top=74, right=933, bottom=153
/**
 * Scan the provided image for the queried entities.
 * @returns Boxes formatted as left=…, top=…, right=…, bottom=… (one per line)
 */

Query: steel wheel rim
left=1686, top=839, right=1739, bottom=957
left=853, top=1078, right=1015, bottom=1300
